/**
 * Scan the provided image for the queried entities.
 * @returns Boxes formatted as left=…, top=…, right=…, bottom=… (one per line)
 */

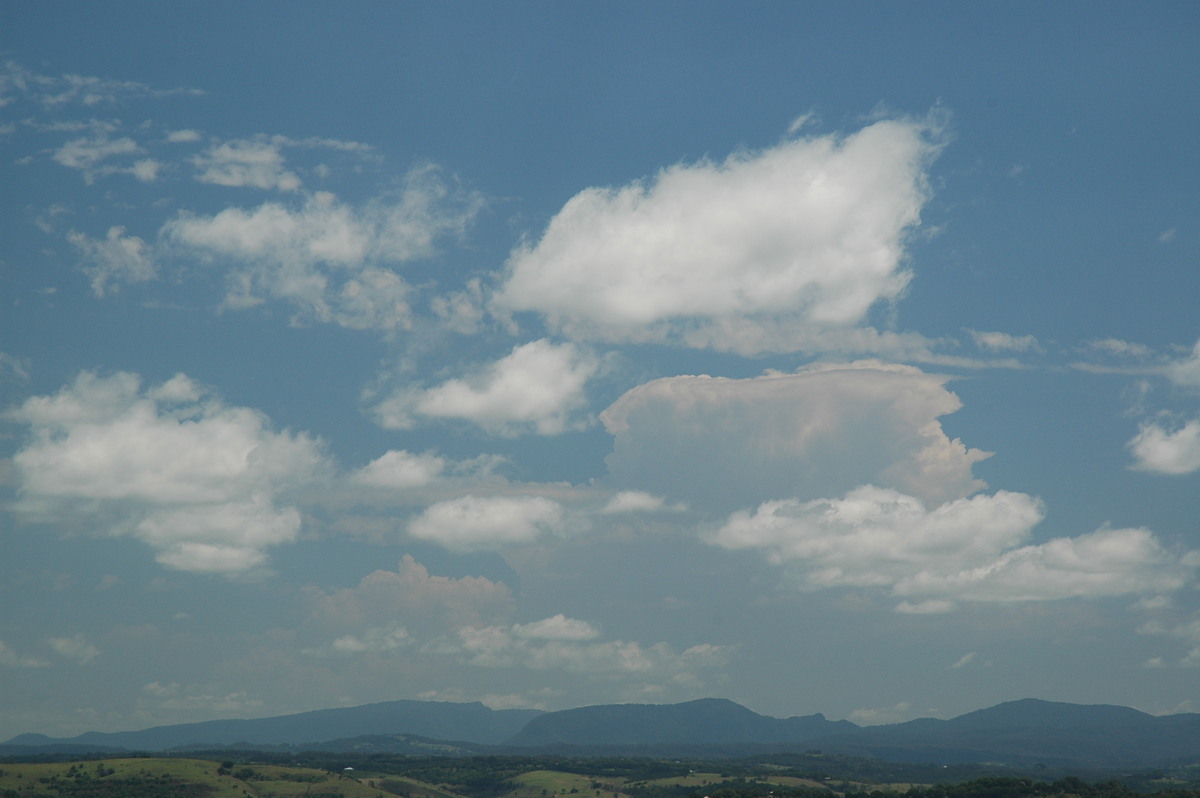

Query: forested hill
left=3, top=700, right=540, bottom=752
left=504, top=698, right=856, bottom=746
left=4, top=697, right=1199, bottom=771
left=810, top=698, right=1200, bottom=769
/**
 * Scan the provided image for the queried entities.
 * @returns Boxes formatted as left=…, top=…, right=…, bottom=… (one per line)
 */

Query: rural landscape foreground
left=3, top=698, right=1200, bottom=798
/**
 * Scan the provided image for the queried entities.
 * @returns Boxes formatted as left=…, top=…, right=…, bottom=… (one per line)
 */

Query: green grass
left=0, top=757, right=390, bottom=797
left=507, top=769, right=630, bottom=798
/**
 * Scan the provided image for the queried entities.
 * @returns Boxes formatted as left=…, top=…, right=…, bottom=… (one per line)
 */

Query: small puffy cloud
left=602, top=491, right=670, bottom=514
left=46, top=634, right=100, bottom=664
left=351, top=449, right=447, bottom=489
left=166, top=129, right=203, bottom=143
left=849, top=702, right=913, bottom=725
left=949, top=652, right=977, bottom=669
left=445, top=620, right=730, bottom=679
left=374, top=340, right=598, bottom=435
left=967, top=329, right=1040, bottom=353
left=1138, top=611, right=1200, bottom=668
left=191, top=137, right=302, bottom=191
left=329, top=625, right=411, bottom=655
left=494, top=116, right=943, bottom=354
left=1167, top=338, right=1200, bottom=389
left=164, top=168, right=482, bottom=330
left=69, top=226, right=157, bottom=296
left=137, top=681, right=263, bottom=716
left=1129, top=418, right=1200, bottom=475
left=307, top=555, right=514, bottom=636
left=711, top=485, right=1193, bottom=610
left=512, top=614, right=600, bottom=641
left=1087, top=338, right=1154, bottom=359
left=0, top=640, right=50, bottom=669
left=601, top=361, right=989, bottom=513
left=53, top=134, right=141, bottom=182
left=0, top=352, right=32, bottom=384
left=408, top=495, right=566, bottom=551
left=7, top=371, right=327, bottom=575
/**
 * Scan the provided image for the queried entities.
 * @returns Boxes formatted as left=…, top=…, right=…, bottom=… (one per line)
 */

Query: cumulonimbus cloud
left=494, top=115, right=944, bottom=354
left=7, top=371, right=327, bottom=574
left=601, top=361, right=989, bottom=513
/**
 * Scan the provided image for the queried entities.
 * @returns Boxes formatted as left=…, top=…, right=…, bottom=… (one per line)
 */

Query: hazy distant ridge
left=504, top=697, right=856, bottom=746
left=5, top=697, right=1199, bottom=769
left=4, top=699, right=540, bottom=751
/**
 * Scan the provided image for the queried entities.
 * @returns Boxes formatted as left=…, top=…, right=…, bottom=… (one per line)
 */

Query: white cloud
left=1129, top=418, right=1200, bottom=475
left=0, top=640, right=50, bottom=669
left=408, top=494, right=566, bottom=552
left=166, top=129, right=203, bottom=143
left=7, top=371, right=327, bottom=574
left=1087, top=338, right=1154, bottom=359
left=191, top=137, right=302, bottom=191
left=849, top=702, right=913, bottom=725
left=967, top=329, right=1040, bottom=353
left=0, top=352, right=32, bottom=384
left=512, top=614, right=600, bottom=641
left=329, top=625, right=411, bottom=654
left=1167, top=338, right=1200, bottom=389
left=602, top=491, right=670, bottom=514
left=164, top=167, right=482, bottom=330
left=494, top=115, right=943, bottom=354
left=711, top=485, right=1193, bottom=610
left=374, top=340, right=598, bottom=435
left=306, top=555, right=514, bottom=637
left=53, top=134, right=141, bottom=182
left=445, top=620, right=730, bottom=679
left=351, top=449, right=447, bottom=489
left=46, top=634, right=100, bottom=664
left=601, top=361, right=990, bottom=513
left=69, top=226, right=157, bottom=296
left=1, top=60, right=202, bottom=108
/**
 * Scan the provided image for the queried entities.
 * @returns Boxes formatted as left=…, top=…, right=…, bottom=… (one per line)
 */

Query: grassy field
left=506, top=768, right=629, bottom=798
left=0, top=757, right=408, bottom=797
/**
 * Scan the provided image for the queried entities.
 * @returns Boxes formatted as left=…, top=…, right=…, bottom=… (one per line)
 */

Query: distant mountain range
left=4, top=697, right=1199, bottom=770
left=2, top=699, right=538, bottom=753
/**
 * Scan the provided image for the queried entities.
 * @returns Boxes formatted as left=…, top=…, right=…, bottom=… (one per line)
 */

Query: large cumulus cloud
left=494, top=116, right=943, bottom=354
left=7, top=371, right=327, bottom=574
left=711, top=485, right=1194, bottom=612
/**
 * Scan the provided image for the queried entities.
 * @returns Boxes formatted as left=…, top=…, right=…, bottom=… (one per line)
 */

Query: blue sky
left=2, top=1, right=1199, bottom=740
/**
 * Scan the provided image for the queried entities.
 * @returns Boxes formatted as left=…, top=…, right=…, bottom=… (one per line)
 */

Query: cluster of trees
left=4, top=753, right=1198, bottom=798
left=1, top=769, right=212, bottom=798
left=846, top=777, right=1200, bottom=798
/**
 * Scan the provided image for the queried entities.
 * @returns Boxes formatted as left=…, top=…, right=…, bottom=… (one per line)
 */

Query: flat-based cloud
left=601, top=361, right=989, bottom=513
left=494, top=116, right=943, bottom=354
left=162, top=167, right=482, bottom=330
left=373, top=339, right=598, bottom=435
left=711, top=485, right=1194, bottom=611
left=7, top=371, right=327, bottom=574
left=1127, top=339, right=1200, bottom=475
left=408, top=494, right=566, bottom=551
